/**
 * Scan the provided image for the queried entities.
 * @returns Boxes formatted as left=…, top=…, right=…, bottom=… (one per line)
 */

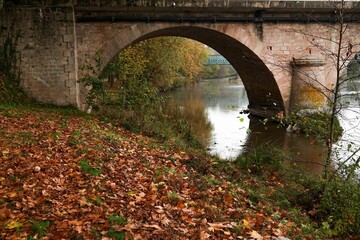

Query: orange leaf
left=223, top=193, right=232, bottom=204
left=177, top=201, right=186, bottom=209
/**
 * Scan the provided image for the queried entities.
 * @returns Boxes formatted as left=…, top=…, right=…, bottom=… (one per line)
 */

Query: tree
left=302, top=0, right=360, bottom=180
left=268, top=0, right=360, bottom=235
left=113, top=37, right=208, bottom=91
left=267, top=0, right=360, bottom=180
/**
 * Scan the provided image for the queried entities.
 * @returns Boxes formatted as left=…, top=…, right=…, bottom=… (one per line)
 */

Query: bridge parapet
left=4, top=1, right=360, bottom=23
left=5, top=0, right=360, bottom=8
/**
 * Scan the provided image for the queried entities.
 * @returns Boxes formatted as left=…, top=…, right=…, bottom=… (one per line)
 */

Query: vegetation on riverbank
left=234, top=144, right=360, bottom=238
left=283, top=111, right=343, bottom=143
left=0, top=103, right=340, bottom=239
left=1, top=102, right=359, bottom=239
left=79, top=38, right=211, bottom=151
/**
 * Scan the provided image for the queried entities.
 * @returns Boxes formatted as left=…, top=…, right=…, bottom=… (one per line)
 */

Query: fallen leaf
left=241, top=219, right=251, bottom=229
left=143, top=223, right=162, bottom=230
left=208, top=222, right=230, bottom=231
left=6, top=221, right=23, bottom=229
left=249, top=230, right=263, bottom=239
left=200, top=230, right=210, bottom=239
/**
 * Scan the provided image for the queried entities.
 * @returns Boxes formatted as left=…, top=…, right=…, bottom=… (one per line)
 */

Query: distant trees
left=105, top=36, right=208, bottom=91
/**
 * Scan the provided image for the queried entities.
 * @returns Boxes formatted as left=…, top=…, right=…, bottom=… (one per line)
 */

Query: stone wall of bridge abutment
left=2, top=3, right=360, bottom=117
left=1, top=6, right=80, bottom=107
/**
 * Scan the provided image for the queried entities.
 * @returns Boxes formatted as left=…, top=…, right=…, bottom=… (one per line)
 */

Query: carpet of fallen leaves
left=0, top=105, right=312, bottom=239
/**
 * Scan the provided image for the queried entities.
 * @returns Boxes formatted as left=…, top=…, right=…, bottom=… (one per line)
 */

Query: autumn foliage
left=0, top=104, right=317, bottom=239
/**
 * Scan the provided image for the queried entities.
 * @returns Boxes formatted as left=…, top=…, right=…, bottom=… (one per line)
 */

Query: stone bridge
left=1, top=0, right=360, bottom=117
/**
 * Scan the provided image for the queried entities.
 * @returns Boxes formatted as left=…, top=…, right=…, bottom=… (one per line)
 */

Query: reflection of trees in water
left=163, top=94, right=212, bottom=146
left=199, top=79, right=248, bottom=109
left=246, top=116, right=326, bottom=174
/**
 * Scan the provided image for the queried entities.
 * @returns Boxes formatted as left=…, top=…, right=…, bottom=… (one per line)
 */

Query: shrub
left=286, top=111, right=343, bottom=143
left=234, top=143, right=288, bottom=175
left=316, top=177, right=360, bottom=236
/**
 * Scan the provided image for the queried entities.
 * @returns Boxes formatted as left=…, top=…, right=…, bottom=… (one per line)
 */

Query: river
left=167, top=77, right=360, bottom=174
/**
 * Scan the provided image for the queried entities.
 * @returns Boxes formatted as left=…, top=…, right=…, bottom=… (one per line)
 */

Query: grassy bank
left=0, top=102, right=330, bottom=239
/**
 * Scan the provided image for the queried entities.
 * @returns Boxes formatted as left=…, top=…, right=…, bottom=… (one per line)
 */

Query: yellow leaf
left=242, top=219, right=251, bottom=229
left=6, top=221, right=23, bottom=229
left=2, top=149, right=9, bottom=155
left=8, top=192, right=17, bottom=198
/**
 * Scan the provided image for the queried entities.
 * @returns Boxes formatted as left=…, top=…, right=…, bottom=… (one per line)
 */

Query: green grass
left=234, top=143, right=288, bottom=175
left=86, top=196, right=102, bottom=206
left=106, top=230, right=125, bottom=240
left=30, top=220, right=51, bottom=238
left=108, top=215, right=127, bottom=226
left=78, top=160, right=101, bottom=176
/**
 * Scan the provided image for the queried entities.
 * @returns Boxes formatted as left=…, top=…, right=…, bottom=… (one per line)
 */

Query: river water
left=168, top=77, right=360, bottom=174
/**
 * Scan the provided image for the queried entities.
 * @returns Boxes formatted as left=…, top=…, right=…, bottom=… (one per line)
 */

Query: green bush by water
left=234, top=143, right=288, bottom=175
left=286, top=111, right=343, bottom=143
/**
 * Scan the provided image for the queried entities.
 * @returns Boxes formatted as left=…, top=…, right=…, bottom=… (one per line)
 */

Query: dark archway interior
left=134, top=26, right=285, bottom=117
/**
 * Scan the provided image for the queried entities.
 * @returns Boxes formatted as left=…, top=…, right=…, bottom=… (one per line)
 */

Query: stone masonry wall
left=1, top=6, right=78, bottom=106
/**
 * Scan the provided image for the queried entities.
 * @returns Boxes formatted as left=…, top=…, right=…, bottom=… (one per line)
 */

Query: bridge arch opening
left=97, top=25, right=285, bottom=117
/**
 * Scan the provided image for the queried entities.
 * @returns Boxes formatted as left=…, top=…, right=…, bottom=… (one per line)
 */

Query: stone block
left=63, top=34, right=74, bottom=43
left=69, top=87, right=77, bottom=96
left=66, top=12, right=73, bottom=21
left=64, top=64, right=75, bottom=72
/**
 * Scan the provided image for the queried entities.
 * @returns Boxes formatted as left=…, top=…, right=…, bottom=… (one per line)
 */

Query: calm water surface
left=168, top=78, right=360, bottom=173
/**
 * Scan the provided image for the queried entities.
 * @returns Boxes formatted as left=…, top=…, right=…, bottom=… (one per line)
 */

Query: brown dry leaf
left=208, top=222, right=231, bottom=231
left=78, top=197, right=89, bottom=207
left=143, top=223, right=162, bottom=230
left=68, top=220, right=83, bottom=226
left=160, top=215, right=171, bottom=226
left=135, top=192, right=146, bottom=202
left=200, top=230, right=210, bottom=239
left=249, top=230, right=263, bottom=239
left=223, top=193, right=233, bottom=204
left=56, top=221, right=68, bottom=230
left=273, top=228, right=283, bottom=236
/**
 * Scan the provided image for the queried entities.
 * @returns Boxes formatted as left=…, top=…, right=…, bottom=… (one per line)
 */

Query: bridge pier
left=290, top=57, right=327, bottom=112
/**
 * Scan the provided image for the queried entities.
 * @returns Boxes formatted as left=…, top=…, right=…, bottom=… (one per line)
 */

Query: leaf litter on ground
left=0, top=105, right=309, bottom=239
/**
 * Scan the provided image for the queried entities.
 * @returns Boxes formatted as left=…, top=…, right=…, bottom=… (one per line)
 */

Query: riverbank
left=0, top=103, right=330, bottom=239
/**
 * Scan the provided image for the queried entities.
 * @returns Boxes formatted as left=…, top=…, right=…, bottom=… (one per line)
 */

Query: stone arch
left=86, top=22, right=285, bottom=117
